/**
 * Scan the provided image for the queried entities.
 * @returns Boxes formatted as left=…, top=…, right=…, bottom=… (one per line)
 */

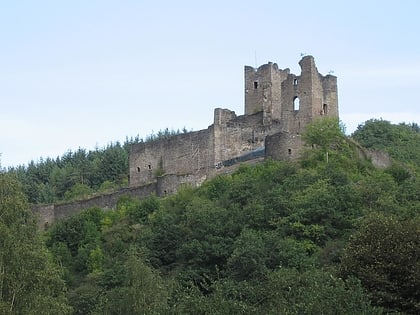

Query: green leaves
left=303, top=117, right=345, bottom=150
left=353, top=119, right=420, bottom=167
left=37, top=116, right=420, bottom=314
left=0, top=173, right=71, bottom=314
left=8, top=143, right=131, bottom=204
left=341, top=213, right=420, bottom=313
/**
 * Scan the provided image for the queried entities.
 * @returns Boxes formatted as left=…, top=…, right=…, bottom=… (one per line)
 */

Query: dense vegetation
left=1, top=118, right=419, bottom=314
left=6, top=128, right=188, bottom=205
left=353, top=119, right=420, bottom=167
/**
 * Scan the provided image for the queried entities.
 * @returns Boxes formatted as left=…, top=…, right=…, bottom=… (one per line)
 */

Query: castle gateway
left=129, top=55, right=338, bottom=195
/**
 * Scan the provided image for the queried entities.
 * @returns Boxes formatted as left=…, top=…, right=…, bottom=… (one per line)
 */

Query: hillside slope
left=40, top=118, right=420, bottom=314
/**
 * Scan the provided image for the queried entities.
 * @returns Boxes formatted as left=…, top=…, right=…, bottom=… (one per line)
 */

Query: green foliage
left=64, top=183, right=93, bottom=201
left=36, top=117, right=420, bottom=314
left=46, top=207, right=104, bottom=278
left=259, top=268, right=382, bottom=314
left=7, top=142, right=134, bottom=204
left=352, top=119, right=420, bottom=166
left=171, top=269, right=381, bottom=315
left=303, top=117, right=345, bottom=149
left=0, top=173, right=71, bottom=314
left=96, top=247, right=168, bottom=315
left=6, top=129, right=193, bottom=205
left=340, top=213, right=420, bottom=314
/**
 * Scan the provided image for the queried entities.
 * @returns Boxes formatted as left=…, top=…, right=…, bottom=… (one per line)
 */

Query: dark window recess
left=254, top=81, right=258, bottom=89
left=148, top=165, right=152, bottom=170
left=288, top=149, right=292, bottom=155
left=293, top=79, right=298, bottom=86
left=323, top=104, right=328, bottom=115
left=137, top=167, right=141, bottom=172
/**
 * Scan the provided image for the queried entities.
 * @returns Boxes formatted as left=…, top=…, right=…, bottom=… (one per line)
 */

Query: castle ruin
left=33, top=55, right=339, bottom=228
left=129, top=55, right=338, bottom=194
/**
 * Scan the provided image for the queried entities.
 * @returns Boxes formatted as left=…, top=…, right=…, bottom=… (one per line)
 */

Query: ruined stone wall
left=275, top=56, right=338, bottom=137
left=156, top=173, right=206, bottom=197
left=244, top=64, right=270, bottom=116
left=213, top=109, right=283, bottom=165
left=322, top=75, right=339, bottom=117
left=33, top=183, right=157, bottom=229
left=244, top=56, right=338, bottom=137
left=129, top=128, right=214, bottom=187
left=270, top=66, right=289, bottom=122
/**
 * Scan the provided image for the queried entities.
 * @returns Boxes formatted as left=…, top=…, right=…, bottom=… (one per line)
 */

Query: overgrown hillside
left=352, top=119, right=420, bottom=167
left=1, top=118, right=419, bottom=314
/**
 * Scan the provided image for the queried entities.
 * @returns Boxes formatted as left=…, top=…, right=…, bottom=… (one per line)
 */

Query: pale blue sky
left=1, top=0, right=419, bottom=167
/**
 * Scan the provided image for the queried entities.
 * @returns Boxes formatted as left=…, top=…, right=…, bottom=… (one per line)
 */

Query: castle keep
left=129, top=55, right=338, bottom=194
left=33, top=55, right=339, bottom=228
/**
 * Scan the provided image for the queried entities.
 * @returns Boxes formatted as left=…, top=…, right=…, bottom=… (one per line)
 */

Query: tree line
left=5, top=128, right=189, bottom=205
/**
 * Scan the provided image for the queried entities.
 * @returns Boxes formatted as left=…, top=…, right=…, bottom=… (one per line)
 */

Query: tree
left=352, top=119, right=420, bottom=166
left=96, top=247, right=168, bottom=314
left=303, top=117, right=345, bottom=150
left=0, top=173, right=71, bottom=314
left=340, top=213, right=420, bottom=314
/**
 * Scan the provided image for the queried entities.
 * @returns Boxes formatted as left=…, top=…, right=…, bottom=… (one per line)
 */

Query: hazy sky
left=1, top=0, right=419, bottom=168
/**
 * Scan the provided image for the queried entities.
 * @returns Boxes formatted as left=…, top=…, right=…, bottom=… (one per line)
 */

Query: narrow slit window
left=253, top=81, right=258, bottom=89
left=323, top=104, right=328, bottom=115
left=294, top=96, right=300, bottom=111
left=293, top=79, right=298, bottom=86
left=137, top=167, right=141, bottom=172
left=288, top=149, right=292, bottom=155
left=148, top=164, right=152, bottom=170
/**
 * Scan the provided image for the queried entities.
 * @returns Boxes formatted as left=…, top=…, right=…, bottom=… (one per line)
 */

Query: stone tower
left=244, top=62, right=290, bottom=125
left=244, top=55, right=338, bottom=133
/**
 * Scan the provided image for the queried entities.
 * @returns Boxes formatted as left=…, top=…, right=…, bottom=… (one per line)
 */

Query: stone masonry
left=34, top=56, right=339, bottom=228
left=129, top=55, right=338, bottom=191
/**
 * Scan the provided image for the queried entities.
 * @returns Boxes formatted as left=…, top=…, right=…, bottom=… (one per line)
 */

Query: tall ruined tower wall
left=245, top=56, right=338, bottom=135
left=130, top=56, right=338, bottom=188
left=244, top=63, right=290, bottom=124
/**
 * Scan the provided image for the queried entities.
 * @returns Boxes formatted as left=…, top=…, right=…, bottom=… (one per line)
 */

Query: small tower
left=244, top=62, right=289, bottom=124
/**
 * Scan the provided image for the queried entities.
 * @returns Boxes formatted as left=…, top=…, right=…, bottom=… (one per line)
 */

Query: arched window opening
left=253, top=81, right=259, bottom=89
left=288, top=149, right=292, bottom=155
left=294, top=96, right=300, bottom=111
left=137, top=167, right=141, bottom=173
left=323, top=103, right=328, bottom=115
left=293, top=78, right=298, bottom=86
left=148, top=164, right=152, bottom=170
